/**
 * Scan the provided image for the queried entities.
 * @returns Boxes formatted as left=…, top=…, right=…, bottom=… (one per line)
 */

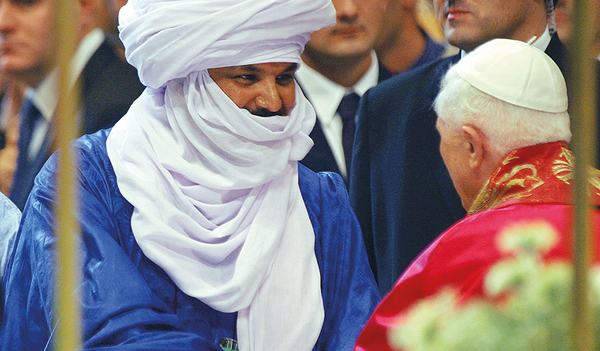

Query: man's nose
left=255, top=82, right=283, bottom=113
left=333, top=0, right=359, bottom=23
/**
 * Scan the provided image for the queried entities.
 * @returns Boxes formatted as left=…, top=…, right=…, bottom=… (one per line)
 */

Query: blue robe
left=1, top=129, right=380, bottom=350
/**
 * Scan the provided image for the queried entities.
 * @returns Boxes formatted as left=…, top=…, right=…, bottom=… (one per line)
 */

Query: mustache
left=250, top=107, right=285, bottom=117
left=443, top=0, right=470, bottom=17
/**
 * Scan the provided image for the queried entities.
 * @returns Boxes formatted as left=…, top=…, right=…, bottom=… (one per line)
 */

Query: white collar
left=461, top=27, right=553, bottom=59
left=295, top=51, right=379, bottom=125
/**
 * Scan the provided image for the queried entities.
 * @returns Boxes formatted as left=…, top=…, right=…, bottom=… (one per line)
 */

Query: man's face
left=436, top=118, right=479, bottom=210
left=303, top=0, right=386, bottom=61
left=433, top=0, right=541, bottom=52
left=208, top=62, right=297, bottom=117
left=0, top=0, right=55, bottom=87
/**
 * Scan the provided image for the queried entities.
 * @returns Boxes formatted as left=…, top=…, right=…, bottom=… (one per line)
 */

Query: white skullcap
left=452, top=38, right=568, bottom=113
left=119, top=0, right=336, bottom=89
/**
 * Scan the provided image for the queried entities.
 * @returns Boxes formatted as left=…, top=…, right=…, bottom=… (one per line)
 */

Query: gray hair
left=434, top=67, right=571, bottom=156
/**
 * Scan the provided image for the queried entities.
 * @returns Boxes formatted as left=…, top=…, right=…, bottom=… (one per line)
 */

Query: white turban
left=106, top=1, right=336, bottom=350
left=119, top=0, right=334, bottom=88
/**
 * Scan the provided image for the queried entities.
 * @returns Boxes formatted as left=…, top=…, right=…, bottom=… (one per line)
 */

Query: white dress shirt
left=295, top=51, right=379, bottom=177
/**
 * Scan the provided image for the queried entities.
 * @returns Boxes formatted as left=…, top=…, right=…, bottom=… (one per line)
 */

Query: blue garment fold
left=1, top=129, right=380, bottom=350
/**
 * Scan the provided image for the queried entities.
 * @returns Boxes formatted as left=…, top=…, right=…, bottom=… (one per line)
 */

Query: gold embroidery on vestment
left=552, top=147, right=600, bottom=196
left=552, top=147, right=574, bottom=184
left=469, top=164, right=544, bottom=214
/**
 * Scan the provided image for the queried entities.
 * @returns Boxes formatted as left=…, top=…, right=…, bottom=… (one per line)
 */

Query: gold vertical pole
left=568, top=0, right=598, bottom=349
left=52, top=0, right=82, bottom=348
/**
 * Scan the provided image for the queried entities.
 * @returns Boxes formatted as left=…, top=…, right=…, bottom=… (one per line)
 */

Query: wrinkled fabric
left=0, top=129, right=380, bottom=351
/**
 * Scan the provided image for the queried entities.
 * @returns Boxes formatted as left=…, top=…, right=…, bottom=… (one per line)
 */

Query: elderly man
left=0, top=0, right=380, bottom=350
left=354, top=38, right=600, bottom=350
left=349, top=0, right=566, bottom=295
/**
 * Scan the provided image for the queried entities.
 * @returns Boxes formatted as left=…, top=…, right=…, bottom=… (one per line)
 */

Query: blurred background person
left=92, top=0, right=128, bottom=59
left=374, top=0, right=448, bottom=76
left=0, top=74, right=25, bottom=195
left=555, top=0, right=600, bottom=58
left=297, top=0, right=391, bottom=183
left=0, top=0, right=144, bottom=209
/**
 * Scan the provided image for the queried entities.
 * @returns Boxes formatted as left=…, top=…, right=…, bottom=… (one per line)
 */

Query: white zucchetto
left=453, top=38, right=568, bottom=113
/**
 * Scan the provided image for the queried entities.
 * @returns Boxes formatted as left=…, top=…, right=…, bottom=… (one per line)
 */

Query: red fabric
left=354, top=142, right=600, bottom=351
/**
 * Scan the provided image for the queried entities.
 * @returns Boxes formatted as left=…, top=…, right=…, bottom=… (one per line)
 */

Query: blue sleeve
left=1, top=133, right=219, bottom=350
left=299, top=167, right=381, bottom=351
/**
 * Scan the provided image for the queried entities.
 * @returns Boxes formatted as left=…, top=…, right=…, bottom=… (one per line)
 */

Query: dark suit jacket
left=299, top=63, right=392, bottom=180
left=349, top=35, right=567, bottom=295
left=9, top=38, right=145, bottom=210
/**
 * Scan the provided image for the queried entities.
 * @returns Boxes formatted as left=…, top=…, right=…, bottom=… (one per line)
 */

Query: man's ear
left=462, top=125, right=486, bottom=169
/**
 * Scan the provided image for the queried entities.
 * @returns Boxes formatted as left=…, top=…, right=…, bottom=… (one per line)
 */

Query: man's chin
left=0, top=58, right=46, bottom=85
left=445, top=32, right=485, bottom=53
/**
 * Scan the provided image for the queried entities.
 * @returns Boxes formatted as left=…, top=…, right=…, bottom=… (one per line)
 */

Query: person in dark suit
left=0, top=0, right=144, bottom=210
left=349, top=0, right=565, bottom=295
left=295, top=0, right=392, bottom=183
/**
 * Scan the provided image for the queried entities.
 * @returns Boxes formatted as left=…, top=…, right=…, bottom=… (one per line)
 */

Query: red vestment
left=354, top=141, right=600, bottom=351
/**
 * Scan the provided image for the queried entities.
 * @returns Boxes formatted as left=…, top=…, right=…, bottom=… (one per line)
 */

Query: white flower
left=390, top=221, right=592, bottom=351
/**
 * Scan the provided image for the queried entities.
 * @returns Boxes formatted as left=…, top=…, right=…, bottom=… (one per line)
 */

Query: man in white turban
left=0, top=0, right=380, bottom=350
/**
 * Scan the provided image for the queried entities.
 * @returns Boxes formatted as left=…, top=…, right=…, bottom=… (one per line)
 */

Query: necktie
left=337, top=92, right=360, bottom=174
left=15, top=98, right=42, bottom=171
left=10, top=98, right=48, bottom=210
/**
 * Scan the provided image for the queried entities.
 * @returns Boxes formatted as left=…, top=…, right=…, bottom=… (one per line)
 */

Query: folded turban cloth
left=119, top=0, right=334, bottom=88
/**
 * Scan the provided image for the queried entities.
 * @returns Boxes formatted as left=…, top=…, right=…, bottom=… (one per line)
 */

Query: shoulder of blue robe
left=297, top=165, right=382, bottom=350
left=1, top=129, right=220, bottom=350
left=1, top=129, right=380, bottom=351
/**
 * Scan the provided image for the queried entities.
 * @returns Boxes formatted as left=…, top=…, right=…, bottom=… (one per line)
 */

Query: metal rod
left=52, top=0, right=82, bottom=348
left=568, top=0, right=598, bottom=349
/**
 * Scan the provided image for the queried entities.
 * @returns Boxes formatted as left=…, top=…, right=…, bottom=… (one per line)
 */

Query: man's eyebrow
left=283, top=63, right=298, bottom=72
left=239, top=65, right=261, bottom=72
left=238, top=63, right=298, bottom=73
